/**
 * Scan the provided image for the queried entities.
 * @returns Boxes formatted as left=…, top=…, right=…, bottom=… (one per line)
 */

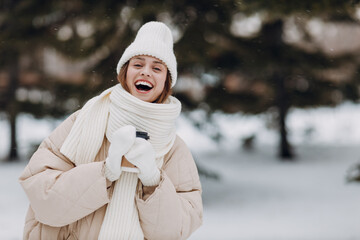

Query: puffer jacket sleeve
left=19, top=112, right=110, bottom=227
left=136, top=136, right=203, bottom=240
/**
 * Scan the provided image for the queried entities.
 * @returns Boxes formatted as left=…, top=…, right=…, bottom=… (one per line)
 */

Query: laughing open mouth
left=135, top=80, right=153, bottom=92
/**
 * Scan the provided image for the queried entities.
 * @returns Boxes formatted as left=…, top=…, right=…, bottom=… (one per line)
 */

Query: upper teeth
left=136, top=81, right=152, bottom=88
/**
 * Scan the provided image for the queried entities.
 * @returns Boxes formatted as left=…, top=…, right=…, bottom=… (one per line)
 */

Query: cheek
left=158, top=73, right=167, bottom=87
left=126, top=68, right=134, bottom=80
left=126, top=79, right=132, bottom=91
left=125, top=69, right=135, bottom=88
left=155, top=78, right=166, bottom=94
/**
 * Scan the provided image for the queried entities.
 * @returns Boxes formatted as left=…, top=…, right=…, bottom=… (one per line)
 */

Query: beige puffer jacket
left=19, top=111, right=203, bottom=240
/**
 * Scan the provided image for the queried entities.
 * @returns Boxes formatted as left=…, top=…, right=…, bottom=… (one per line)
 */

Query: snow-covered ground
left=190, top=145, right=360, bottom=240
left=1, top=102, right=360, bottom=239
left=0, top=161, right=28, bottom=240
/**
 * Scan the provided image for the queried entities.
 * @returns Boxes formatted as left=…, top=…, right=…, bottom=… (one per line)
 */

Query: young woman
left=19, top=21, right=203, bottom=240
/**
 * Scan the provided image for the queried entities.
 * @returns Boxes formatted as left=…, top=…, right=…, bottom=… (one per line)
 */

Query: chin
left=134, top=93, right=153, bottom=103
left=140, top=97, right=153, bottom=103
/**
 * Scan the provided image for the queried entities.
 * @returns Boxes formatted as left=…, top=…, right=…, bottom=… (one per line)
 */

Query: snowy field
left=1, top=102, right=360, bottom=239
left=190, top=146, right=360, bottom=240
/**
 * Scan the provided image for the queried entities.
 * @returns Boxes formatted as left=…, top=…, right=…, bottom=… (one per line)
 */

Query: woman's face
left=126, top=55, right=168, bottom=103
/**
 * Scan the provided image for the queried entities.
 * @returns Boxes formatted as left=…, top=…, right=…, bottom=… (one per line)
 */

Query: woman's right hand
left=105, top=125, right=136, bottom=181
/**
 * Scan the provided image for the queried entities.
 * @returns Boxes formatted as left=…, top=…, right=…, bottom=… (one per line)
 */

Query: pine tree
left=0, top=0, right=168, bottom=161
left=166, top=0, right=360, bottom=159
left=1, top=0, right=359, bottom=161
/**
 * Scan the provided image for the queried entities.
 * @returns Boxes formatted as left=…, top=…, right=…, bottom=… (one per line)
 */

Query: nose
left=141, top=66, right=151, bottom=77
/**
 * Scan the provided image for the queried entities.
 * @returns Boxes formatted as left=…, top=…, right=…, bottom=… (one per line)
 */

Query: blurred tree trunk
left=275, top=73, right=293, bottom=159
left=1, top=0, right=21, bottom=161
left=265, top=19, right=293, bottom=159
left=6, top=51, right=19, bottom=161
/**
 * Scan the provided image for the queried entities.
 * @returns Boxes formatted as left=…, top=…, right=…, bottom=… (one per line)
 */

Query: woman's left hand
left=124, top=138, right=160, bottom=186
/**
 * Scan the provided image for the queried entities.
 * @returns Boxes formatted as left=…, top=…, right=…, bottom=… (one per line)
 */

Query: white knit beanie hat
left=116, top=21, right=177, bottom=87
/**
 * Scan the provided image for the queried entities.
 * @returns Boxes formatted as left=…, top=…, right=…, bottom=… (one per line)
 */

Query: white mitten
left=125, top=138, right=160, bottom=186
left=105, top=125, right=136, bottom=181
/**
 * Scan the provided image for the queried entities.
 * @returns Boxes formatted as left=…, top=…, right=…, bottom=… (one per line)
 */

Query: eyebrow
left=133, top=57, right=165, bottom=66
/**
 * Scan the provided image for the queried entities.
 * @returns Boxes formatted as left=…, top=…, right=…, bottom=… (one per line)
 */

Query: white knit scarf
left=60, top=84, right=181, bottom=240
